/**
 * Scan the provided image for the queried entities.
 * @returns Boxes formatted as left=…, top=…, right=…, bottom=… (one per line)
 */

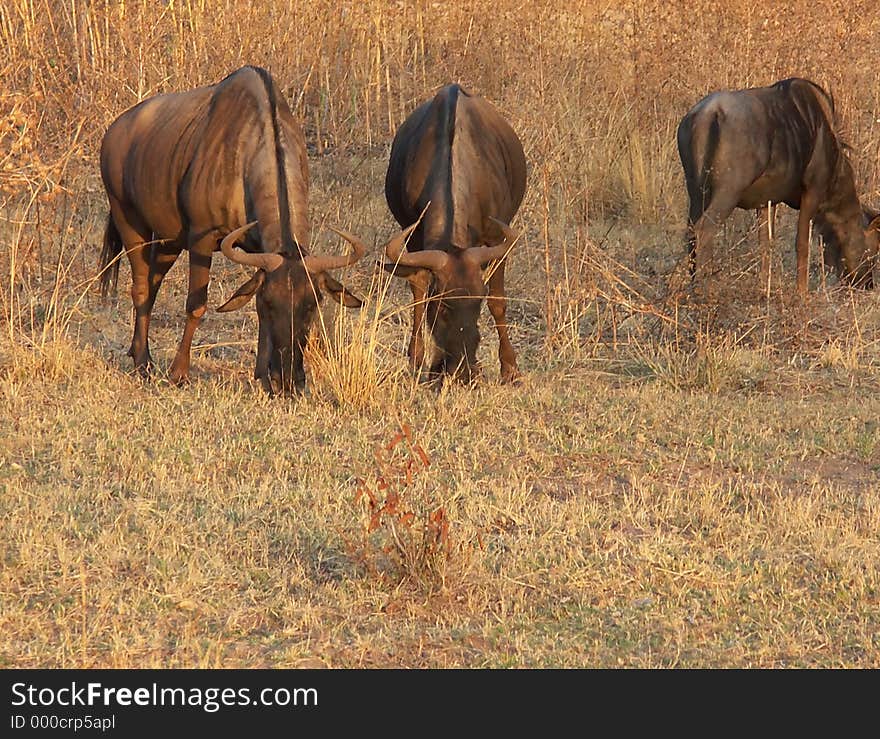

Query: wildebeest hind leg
left=486, top=259, right=520, bottom=383
left=131, top=239, right=182, bottom=375
left=169, top=235, right=214, bottom=385
left=146, top=238, right=182, bottom=321
left=693, top=196, right=737, bottom=297
left=108, top=200, right=155, bottom=375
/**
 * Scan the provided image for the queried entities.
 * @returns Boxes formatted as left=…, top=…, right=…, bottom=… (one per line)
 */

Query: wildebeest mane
left=249, top=65, right=300, bottom=258
left=429, top=83, right=461, bottom=249
left=783, top=77, right=848, bottom=147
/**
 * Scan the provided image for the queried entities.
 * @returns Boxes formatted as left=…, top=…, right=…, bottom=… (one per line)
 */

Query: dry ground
left=1, top=0, right=879, bottom=667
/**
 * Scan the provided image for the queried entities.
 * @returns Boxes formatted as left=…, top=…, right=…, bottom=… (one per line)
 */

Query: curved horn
left=302, top=226, right=367, bottom=274
left=219, top=221, right=284, bottom=272
left=384, top=222, right=451, bottom=275
left=465, top=217, right=521, bottom=267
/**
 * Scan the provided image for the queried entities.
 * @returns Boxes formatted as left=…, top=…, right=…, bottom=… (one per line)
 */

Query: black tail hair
left=697, top=111, right=722, bottom=210
left=680, top=110, right=721, bottom=279
left=100, top=214, right=123, bottom=297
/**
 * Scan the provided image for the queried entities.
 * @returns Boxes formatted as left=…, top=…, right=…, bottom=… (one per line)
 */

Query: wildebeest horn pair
left=219, top=221, right=367, bottom=273
left=383, top=216, right=520, bottom=275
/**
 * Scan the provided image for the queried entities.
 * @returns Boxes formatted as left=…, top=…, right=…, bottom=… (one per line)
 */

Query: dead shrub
left=344, top=423, right=480, bottom=593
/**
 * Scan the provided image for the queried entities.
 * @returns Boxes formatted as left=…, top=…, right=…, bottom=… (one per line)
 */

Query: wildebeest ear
left=319, top=273, right=363, bottom=308
left=217, top=270, right=265, bottom=312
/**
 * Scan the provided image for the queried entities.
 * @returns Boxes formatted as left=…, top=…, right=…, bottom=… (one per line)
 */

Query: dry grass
left=304, top=267, right=412, bottom=411
left=2, top=0, right=880, bottom=668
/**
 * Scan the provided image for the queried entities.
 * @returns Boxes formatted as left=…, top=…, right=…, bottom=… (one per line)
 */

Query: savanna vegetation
left=1, top=0, right=879, bottom=667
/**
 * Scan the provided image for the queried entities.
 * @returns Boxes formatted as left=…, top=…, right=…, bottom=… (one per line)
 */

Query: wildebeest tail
left=100, top=213, right=122, bottom=297
left=699, top=112, right=722, bottom=208
left=680, top=109, right=722, bottom=222
left=678, top=106, right=722, bottom=277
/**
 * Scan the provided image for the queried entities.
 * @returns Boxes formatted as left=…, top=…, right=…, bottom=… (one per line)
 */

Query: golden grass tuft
left=305, top=269, right=412, bottom=411
left=814, top=338, right=863, bottom=371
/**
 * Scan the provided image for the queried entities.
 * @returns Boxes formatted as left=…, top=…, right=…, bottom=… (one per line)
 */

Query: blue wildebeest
left=382, top=83, right=527, bottom=384
left=677, top=77, right=880, bottom=294
left=100, top=66, right=365, bottom=395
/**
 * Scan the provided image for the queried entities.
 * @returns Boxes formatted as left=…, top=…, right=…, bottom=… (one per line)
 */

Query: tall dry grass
left=1, top=0, right=878, bottom=456
left=2, top=1, right=879, bottom=355
left=3, top=1, right=878, bottom=207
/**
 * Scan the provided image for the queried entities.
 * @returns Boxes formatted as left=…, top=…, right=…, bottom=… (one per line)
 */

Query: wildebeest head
left=216, top=222, right=364, bottom=395
left=817, top=206, right=880, bottom=289
left=383, top=218, right=519, bottom=383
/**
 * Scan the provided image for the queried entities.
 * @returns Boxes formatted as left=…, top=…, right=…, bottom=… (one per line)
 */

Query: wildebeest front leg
left=169, top=236, right=214, bottom=384
left=486, top=259, right=520, bottom=383
left=795, top=192, right=819, bottom=296
left=407, top=271, right=431, bottom=372
left=254, top=315, right=274, bottom=394
left=686, top=223, right=697, bottom=281
left=756, top=204, right=774, bottom=290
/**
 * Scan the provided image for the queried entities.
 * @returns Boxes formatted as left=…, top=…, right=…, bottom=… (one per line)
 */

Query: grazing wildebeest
left=677, top=77, right=880, bottom=294
left=382, top=83, right=527, bottom=384
left=99, top=65, right=365, bottom=395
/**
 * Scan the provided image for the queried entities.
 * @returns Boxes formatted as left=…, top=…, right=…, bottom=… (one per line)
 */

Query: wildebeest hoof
left=418, top=370, right=444, bottom=389
left=132, top=360, right=154, bottom=380
left=168, top=366, right=190, bottom=386
left=501, top=368, right=522, bottom=385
